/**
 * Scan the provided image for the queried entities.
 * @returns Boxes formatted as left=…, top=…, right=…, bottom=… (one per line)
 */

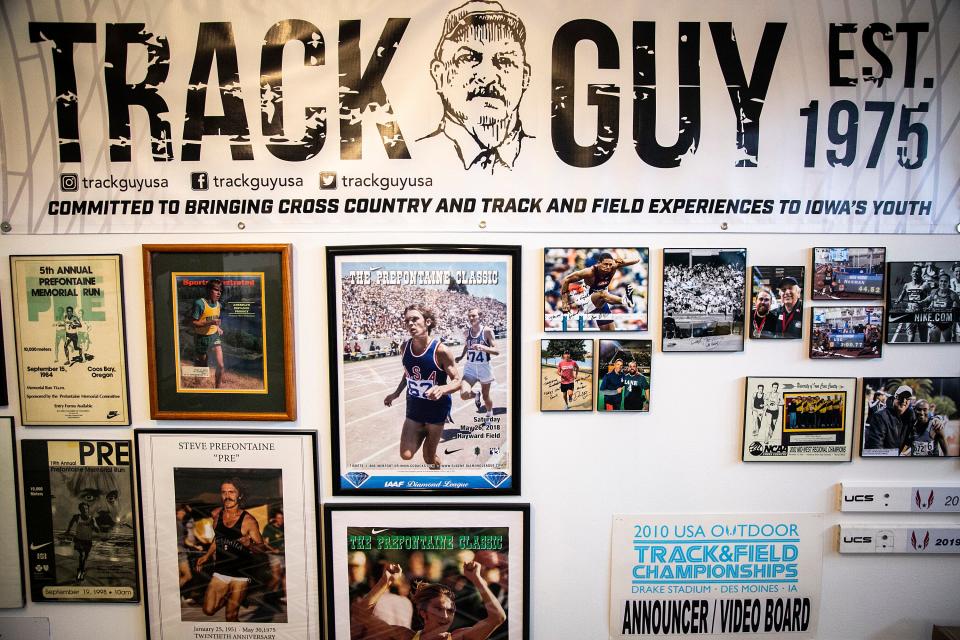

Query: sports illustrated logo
left=190, top=171, right=209, bottom=190
left=910, top=530, right=930, bottom=550
left=319, top=171, right=338, bottom=189
left=915, top=490, right=935, bottom=510
left=60, top=173, right=79, bottom=191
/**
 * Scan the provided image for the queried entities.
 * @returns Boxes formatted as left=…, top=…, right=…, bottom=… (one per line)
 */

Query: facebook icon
left=190, top=172, right=209, bottom=191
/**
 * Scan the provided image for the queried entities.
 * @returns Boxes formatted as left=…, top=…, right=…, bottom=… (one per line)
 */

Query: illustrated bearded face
left=432, top=21, right=529, bottom=133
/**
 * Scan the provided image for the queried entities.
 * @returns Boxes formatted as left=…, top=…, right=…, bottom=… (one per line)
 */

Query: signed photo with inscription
left=9, top=255, right=130, bottom=426
left=540, top=339, right=593, bottom=412
left=20, top=439, right=138, bottom=603
left=143, top=245, right=296, bottom=421
left=324, top=503, right=529, bottom=640
left=136, top=430, right=320, bottom=640
left=327, top=246, right=521, bottom=495
left=742, top=377, right=856, bottom=462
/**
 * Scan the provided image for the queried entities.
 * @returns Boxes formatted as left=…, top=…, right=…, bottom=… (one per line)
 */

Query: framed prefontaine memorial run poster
left=9, top=254, right=130, bottom=426
left=327, top=245, right=521, bottom=495
left=143, top=245, right=296, bottom=420
left=324, top=503, right=530, bottom=640
left=136, top=429, right=320, bottom=639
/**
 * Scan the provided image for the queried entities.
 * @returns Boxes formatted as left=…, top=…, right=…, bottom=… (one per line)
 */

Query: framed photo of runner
left=742, top=377, right=857, bottom=462
left=326, top=245, right=521, bottom=495
left=543, top=248, right=649, bottom=331
left=9, top=254, right=131, bottom=425
left=324, top=503, right=530, bottom=640
left=661, top=248, right=746, bottom=352
left=597, top=339, right=651, bottom=412
left=539, top=339, right=593, bottom=412
left=884, top=261, right=960, bottom=344
left=0, top=418, right=26, bottom=608
left=20, top=438, right=139, bottom=602
left=860, top=377, right=960, bottom=457
left=136, top=429, right=321, bottom=639
left=809, top=306, right=883, bottom=359
left=811, top=247, right=886, bottom=301
left=142, top=245, right=296, bottom=420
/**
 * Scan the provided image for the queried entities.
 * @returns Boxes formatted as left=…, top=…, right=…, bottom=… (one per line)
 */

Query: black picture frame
left=324, top=502, right=530, bottom=640
left=326, top=244, right=521, bottom=496
left=135, top=428, right=321, bottom=639
left=859, top=377, right=960, bottom=457
left=539, top=339, right=594, bottom=412
left=0, top=417, right=26, bottom=608
left=142, top=244, right=297, bottom=420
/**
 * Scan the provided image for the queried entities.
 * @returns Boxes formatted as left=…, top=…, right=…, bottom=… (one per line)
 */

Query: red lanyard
left=780, top=306, right=796, bottom=333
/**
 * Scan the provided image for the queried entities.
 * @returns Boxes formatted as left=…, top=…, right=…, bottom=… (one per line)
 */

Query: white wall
left=1, top=230, right=958, bottom=640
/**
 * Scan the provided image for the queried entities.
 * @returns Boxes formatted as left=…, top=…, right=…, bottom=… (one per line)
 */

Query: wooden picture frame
left=142, top=244, right=296, bottom=420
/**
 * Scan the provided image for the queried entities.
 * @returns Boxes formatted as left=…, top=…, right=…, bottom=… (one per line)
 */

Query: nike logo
left=444, top=448, right=462, bottom=455
left=371, top=528, right=388, bottom=535
left=30, top=542, right=52, bottom=551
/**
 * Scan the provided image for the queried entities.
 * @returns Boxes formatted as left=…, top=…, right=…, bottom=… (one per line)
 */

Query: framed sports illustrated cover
left=543, top=248, right=648, bottom=331
left=19, top=438, right=139, bottom=602
left=9, top=254, right=130, bottom=426
left=324, top=503, right=530, bottom=640
left=0, top=418, right=26, bottom=608
left=860, top=377, right=960, bottom=457
left=809, top=306, right=883, bottom=359
left=885, top=261, right=960, bottom=344
left=142, top=245, right=296, bottom=420
left=539, top=339, right=593, bottom=412
left=743, top=377, right=857, bottom=462
left=327, top=245, right=521, bottom=495
left=748, top=265, right=805, bottom=339
left=136, top=429, right=320, bottom=639
left=662, top=248, right=746, bottom=352
left=811, top=247, right=886, bottom=301
left=597, top=340, right=651, bottom=412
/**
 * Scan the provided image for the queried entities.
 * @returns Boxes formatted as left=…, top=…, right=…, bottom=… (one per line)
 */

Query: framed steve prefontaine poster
left=20, top=438, right=139, bottom=602
left=0, top=418, right=25, bottom=608
left=324, top=503, right=529, bottom=640
left=9, top=254, right=130, bottom=425
left=136, top=429, right=320, bottom=639
left=327, top=245, right=521, bottom=495
left=143, top=244, right=296, bottom=420
left=743, top=377, right=857, bottom=462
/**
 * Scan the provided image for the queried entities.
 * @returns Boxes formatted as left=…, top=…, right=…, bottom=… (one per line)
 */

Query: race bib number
left=406, top=379, right=434, bottom=399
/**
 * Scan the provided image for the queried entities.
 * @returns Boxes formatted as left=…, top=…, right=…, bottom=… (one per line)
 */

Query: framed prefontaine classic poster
left=327, top=245, right=520, bottom=495
left=324, top=503, right=530, bottom=640
left=9, top=254, right=130, bottom=426
left=136, top=429, right=320, bottom=639
left=143, top=245, right=296, bottom=421
left=611, top=514, right=822, bottom=638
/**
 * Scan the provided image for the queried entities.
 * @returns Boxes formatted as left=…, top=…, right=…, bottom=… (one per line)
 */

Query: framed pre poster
left=885, top=261, right=960, bottom=344
left=20, top=439, right=139, bottom=602
left=143, top=245, right=296, bottom=420
left=811, top=247, right=885, bottom=300
left=136, top=430, right=320, bottom=639
left=662, top=248, right=746, bottom=352
left=809, top=307, right=883, bottom=359
left=544, top=248, right=649, bottom=331
left=597, top=340, right=651, bottom=412
left=860, top=377, right=960, bottom=457
left=327, top=245, right=520, bottom=495
left=743, top=377, right=856, bottom=462
left=9, top=254, right=130, bottom=425
left=324, top=503, right=529, bottom=640
left=0, top=419, right=25, bottom=608
left=748, top=266, right=805, bottom=339
left=539, top=339, right=593, bottom=411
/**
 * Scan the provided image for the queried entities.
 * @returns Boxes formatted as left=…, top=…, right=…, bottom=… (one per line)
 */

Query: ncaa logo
left=748, top=441, right=764, bottom=456
left=319, top=171, right=338, bottom=189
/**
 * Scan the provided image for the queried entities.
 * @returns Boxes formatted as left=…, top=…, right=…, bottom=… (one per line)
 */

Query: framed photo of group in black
left=326, top=245, right=521, bottom=495
left=324, top=503, right=530, bottom=640
left=136, top=429, right=321, bottom=639
left=142, top=245, right=296, bottom=420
